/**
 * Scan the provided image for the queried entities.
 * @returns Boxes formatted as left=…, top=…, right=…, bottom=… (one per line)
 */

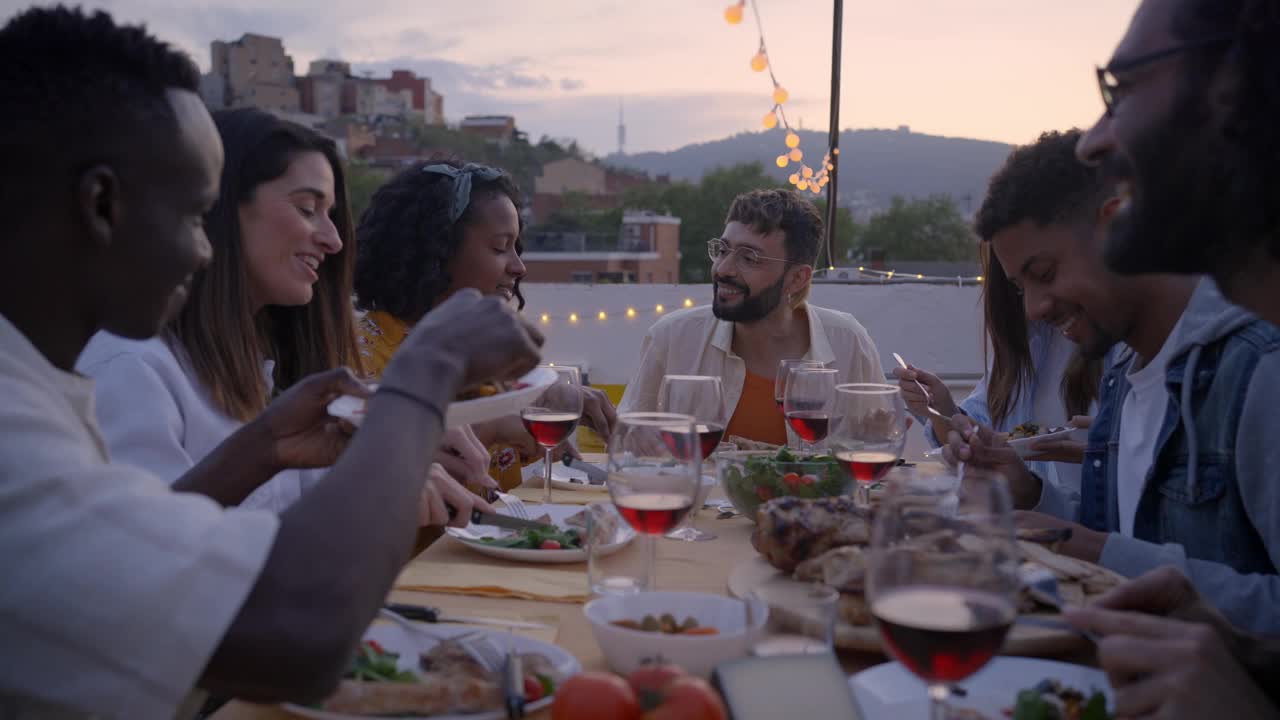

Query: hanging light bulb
left=788, top=172, right=800, bottom=184
left=655, top=303, right=665, bottom=314
left=772, top=85, right=789, bottom=105
left=723, top=2, right=744, bottom=25
left=775, top=154, right=788, bottom=168
left=626, top=307, right=637, bottom=318
left=683, top=298, right=694, bottom=308
left=569, top=312, right=579, bottom=323
left=762, top=111, right=778, bottom=129
left=540, top=313, right=550, bottom=324
left=785, top=131, right=800, bottom=148
left=750, top=50, right=768, bottom=72
left=796, top=180, right=808, bottom=191
left=788, top=148, right=802, bottom=162
left=802, top=166, right=814, bottom=179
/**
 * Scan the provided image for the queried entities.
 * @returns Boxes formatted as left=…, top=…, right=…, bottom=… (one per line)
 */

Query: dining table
left=210, top=456, right=1095, bottom=720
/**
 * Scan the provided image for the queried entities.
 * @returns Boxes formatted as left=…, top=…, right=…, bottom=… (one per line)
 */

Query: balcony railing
left=526, top=231, right=654, bottom=254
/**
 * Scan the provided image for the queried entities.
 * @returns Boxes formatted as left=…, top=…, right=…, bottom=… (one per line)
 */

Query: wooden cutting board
left=727, top=541, right=1124, bottom=656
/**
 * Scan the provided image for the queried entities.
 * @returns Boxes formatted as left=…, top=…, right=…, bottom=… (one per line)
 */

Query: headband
left=420, top=163, right=505, bottom=223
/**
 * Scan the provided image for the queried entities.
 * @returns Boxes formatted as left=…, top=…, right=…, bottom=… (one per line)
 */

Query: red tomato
left=755, top=486, right=774, bottom=501
left=626, top=663, right=687, bottom=702
left=552, top=672, right=642, bottom=720
left=781, top=472, right=801, bottom=488
left=644, top=676, right=727, bottom=720
left=799, top=474, right=817, bottom=486
left=540, top=539, right=563, bottom=550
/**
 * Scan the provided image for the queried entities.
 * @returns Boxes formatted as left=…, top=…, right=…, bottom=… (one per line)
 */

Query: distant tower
left=617, top=98, right=626, bottom=156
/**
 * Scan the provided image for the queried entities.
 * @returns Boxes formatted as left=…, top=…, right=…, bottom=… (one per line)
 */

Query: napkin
left=395, top=552, right=589, bottom=603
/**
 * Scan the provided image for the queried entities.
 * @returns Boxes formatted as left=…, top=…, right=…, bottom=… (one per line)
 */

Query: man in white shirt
left=619, top=189, right=882, bottom=447
left=0, top=8, right=542, bottom=717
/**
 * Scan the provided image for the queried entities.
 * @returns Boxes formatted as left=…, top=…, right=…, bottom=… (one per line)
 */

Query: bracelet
left=375, top=385, right=446, bottom=427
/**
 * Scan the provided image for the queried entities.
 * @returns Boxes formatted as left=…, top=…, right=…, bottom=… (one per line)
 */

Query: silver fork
left=1019, top=563, right=1100, bottom=643
left=378, top=608, right=504, bottom=672
left=496, top=491, right=531, bottom=519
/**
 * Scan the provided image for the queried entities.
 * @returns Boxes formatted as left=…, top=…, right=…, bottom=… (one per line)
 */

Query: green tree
left=855, top=194, right=977, bottom=262
left=812, top=198, right=862, bottom=267
left=345, top=163, right=392, bottom=223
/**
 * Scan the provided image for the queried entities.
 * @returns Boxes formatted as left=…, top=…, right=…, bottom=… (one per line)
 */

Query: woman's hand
left=434, top=425, right=496, bottom=492
left=892, top=365, right=957, bottom=418
left=943, top=414, right=1044, bottom=509
left=418, top=463, right=496, bottom=528
left=579, top=386, right=617, bottom=441
left=1026, top=415, right=1092, bottom=464
left=254, top=367, right=371, bottom=472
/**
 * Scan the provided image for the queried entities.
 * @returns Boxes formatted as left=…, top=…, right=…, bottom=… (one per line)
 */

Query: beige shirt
left=0, top=314, right=279, bottom=719
left=618, top=303, right=884, bottom=416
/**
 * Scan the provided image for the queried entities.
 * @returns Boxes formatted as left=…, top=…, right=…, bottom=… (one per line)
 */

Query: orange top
left=724, top=370, right=789, bottom=447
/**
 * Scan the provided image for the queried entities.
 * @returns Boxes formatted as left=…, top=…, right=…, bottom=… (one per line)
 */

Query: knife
left=562, top=456, right=608, bottom=485
left=446, top=505, right=560, bottom=533
left=384, top=603, right=553, bottom=630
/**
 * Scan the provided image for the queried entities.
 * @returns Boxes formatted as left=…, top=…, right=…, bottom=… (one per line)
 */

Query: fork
left=496, top=491, right=531, bottom=519
left=378, top=608, right=504, bottom=672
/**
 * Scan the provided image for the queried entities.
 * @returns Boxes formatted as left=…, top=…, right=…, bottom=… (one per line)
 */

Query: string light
left=723, top=1, right=745, bottom=24
left=626, top=307, right=637, bottom=318
left=775, top=154, right=788, bottom=168
left=597, top=311, right=607, bottom=320
left=784, top=131, right=800, bottom=149
left=788, top=148, right=803, bottom=162
left=772, top=85, right=789, bottom=104
left=540, top=313, right=550, bottom=324
left=569, top=312, right=579, bottom=323
left=750, top=48, right=768, bottom=72
left=655, top=304, right=665, bottom=314
left=762, top=111, right=778, bottom=129
left=683, top=298, right=695, bottom=307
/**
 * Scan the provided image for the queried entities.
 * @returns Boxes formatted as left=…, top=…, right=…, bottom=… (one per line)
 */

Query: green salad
left=346, top=640, right=418, bottom=682
left=720, top=448, right=852, bottom=517
left=474, top=526, right=583, bottom=550
left=1011, top=679, right=1111, bottom=720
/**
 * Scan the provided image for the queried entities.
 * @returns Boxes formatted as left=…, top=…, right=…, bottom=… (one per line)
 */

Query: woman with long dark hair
left=78, top=109, right=491, bottom=517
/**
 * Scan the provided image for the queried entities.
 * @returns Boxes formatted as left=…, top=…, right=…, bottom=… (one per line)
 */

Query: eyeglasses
left=1095, top=32, right=1235, bottom=116
left=706, top=238, right=792, bottom=270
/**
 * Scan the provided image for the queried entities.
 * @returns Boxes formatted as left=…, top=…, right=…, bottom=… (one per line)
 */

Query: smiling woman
left=76, top=108, right=362, bottom=511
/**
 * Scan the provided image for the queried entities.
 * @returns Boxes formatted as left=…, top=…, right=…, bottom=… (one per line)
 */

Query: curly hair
left=724, top=188, right=824, bottom=266
left=354, top=158, right=526, bottom=323
left=974, top=130, right=1106, bottom=426
left=0, top=6, right=199, bottom=226
left=1174, top=0, right=1280, bottom=262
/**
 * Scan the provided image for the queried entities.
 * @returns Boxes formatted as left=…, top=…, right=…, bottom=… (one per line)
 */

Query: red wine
left=835, top=450, right=898, bottom=483
left=697, top=423, right=725, bottom=459
left=872, top=587, right=1015, bottom=683
left=786, top=411, right=830, bottom=443
left=614, top=493, right=694, bottom=534
left=520, top=411, right=580, bottom=447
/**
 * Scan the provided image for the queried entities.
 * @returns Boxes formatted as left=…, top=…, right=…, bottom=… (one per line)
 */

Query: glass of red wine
left=606, top=412, right=701, bottom=590
left=783, top=367, right=839, bottom=452
left=774, top=359, right=826, bottom=413
left=830, top=383, right=909, bottom=507
left=867, top=469, right=1019, bottom=720
left=520, top=365, right=584, bottom=504
left=657, top=375, right=726, bottom=542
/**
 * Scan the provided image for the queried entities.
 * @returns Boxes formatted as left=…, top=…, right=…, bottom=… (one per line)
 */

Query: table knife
left=562, top=456, right=608, bottom=485
left=384, top=603, right=553, bottom=630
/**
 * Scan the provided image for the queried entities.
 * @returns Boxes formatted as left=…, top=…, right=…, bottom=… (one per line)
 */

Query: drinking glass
left=657, top=375, right=726, bottom=542
left=866, top=469, right=1020, bottom=720
left=783, top=367, right=839, bottom=452
left=606, top=412, right=702, bottom=590
left=774, top=359, right=827, bottom=413
left=520, top=366, right=584, bottom=504
left=830, top=383, right=909, bottom=507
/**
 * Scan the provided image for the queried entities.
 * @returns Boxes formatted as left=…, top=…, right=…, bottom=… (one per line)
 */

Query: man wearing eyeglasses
left=1036, top=1, right=1280, bottom=717
left=618, top=188, right=882, bottom=446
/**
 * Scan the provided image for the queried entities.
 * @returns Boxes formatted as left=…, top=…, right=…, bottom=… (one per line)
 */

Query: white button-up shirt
left=618, top=303, right=884, bottom=416
left=0, top=314, right=278, bottom=719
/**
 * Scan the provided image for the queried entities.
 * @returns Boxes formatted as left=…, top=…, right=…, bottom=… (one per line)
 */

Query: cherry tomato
left=524, top=674, right=545, bottom=702
left=799, top=474, right=817, bottom=486
left=755, top=486, right=774, bottom=501
left=540, top=539, right=563, bottom=550
left=781, top=472, right=801, bottom=488
left=552, top=672, right=642, bottom=720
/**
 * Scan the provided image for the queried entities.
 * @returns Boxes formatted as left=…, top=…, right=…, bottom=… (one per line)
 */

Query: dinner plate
left=849, top=656, right=1112, bottom=719
left=327, top=367, right=557, bottom=430
left=285, top=622, right=581, bottom=720
left=1007, top=427, right=1088, bottom=458
left=446, top=503, right=635, bottom=564
left=521, top=459, right=601, bottom=491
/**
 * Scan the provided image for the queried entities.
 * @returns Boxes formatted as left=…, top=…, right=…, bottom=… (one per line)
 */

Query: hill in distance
left=604, top=127, right=1012, bottom=218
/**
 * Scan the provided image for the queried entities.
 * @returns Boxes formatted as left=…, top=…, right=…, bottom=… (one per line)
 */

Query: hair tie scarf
left=420, top=163, right=504, bottom=223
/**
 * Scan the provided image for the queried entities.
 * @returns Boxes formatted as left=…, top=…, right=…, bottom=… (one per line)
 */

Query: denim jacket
left=1079, top=279, right=1280, bottom=634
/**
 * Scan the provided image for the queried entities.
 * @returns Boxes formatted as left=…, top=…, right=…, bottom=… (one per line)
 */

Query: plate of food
left=727, top=496, right=1126, bottom=656
left=287, top=621, right=581, bottom=720
left=1004, top=423, right=1089, bottom=459
left=445, top=503, right=635, bottom=564
left=327, top=366, right=558, bottom=430
left=850, top=656, right=1112, bottom=719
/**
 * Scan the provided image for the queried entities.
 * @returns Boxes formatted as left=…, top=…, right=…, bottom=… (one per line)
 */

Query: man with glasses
left=618, top=188, right=882, bottom=446
left=1043, top=0, right=1280, bottom=716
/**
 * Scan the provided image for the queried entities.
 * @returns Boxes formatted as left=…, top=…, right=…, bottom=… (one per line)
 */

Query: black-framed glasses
left=1096, top=32, right=1236, bottom=116
left=706, top=238, right=792, bottom=270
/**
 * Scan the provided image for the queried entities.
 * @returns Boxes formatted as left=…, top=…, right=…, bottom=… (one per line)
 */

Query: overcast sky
left=5, top=0, right=1141, bottom=154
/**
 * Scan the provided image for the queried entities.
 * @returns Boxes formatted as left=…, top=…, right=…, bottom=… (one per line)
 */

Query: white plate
left=327, top=367, right=557, bottom=430
left=849, top=657, right=1112, bottom=719
left=446, top=503, right=635, bottom=564
left=284, top=622, right=581, bottom=720
left=522, top=459, right=601, bottom=490
left=1007, top=427, right=1088, bottom=458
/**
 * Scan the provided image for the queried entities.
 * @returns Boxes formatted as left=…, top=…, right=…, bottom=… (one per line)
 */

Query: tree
left=854, top=194, right=977, bottom=262
left=812, top=198, right=862, bottom=266
left=345, top=163, right=392, bottom=224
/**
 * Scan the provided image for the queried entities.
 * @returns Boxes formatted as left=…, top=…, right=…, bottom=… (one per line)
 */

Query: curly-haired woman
left=354, top=159, right=616, bottom=482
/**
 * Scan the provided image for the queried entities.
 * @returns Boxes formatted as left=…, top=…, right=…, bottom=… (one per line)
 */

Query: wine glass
left=830, top=383, right=909, bottom=507
left=774, top=359, right=826, bottom=413
left=866, top=469, right=1020, bottom=720
left=783, top=367, right=839, bottom=452
left=520, top=365, right=584, bottom=504
left=657, top=375, right=726, bottom=542
left=606, top=412, right=701, bottom=590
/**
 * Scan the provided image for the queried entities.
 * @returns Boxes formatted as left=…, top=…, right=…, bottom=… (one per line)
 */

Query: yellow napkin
left=511, top=485, right=611, bottom=506
left=395, top=552, right=589, bottom=603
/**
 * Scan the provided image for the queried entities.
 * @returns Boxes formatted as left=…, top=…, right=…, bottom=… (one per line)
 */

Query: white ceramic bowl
left=583, top=591, right=767, bottom=678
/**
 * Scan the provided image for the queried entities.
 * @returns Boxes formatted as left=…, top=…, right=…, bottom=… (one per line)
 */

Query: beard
left=1102, top=90, right=1246, bottom=283
left=1076, top=313, right=1123, bottom=361
left=712, top=273, right=786, bottom=323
